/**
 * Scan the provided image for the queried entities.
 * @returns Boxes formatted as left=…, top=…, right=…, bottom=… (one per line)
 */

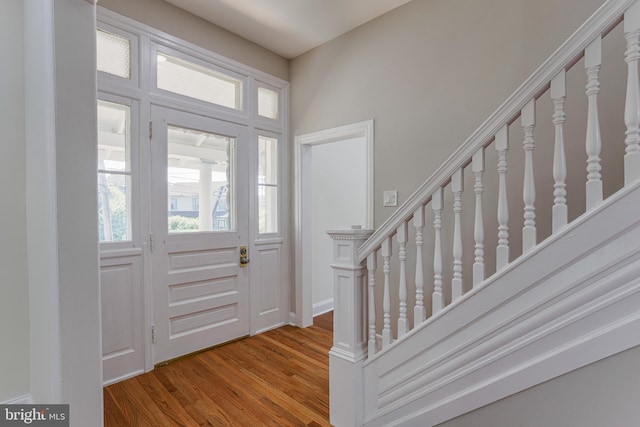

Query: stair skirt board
left=362, top=182, right=640, bottom=427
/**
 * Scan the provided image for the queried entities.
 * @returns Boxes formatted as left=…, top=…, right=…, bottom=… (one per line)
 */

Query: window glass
left=258, top=136, right=278, bottom=234
left=98, top=100, right=132, bottom=241
left=157, top=53, right=242, bottom=110
left=258, top=87, right=279, bottom=119
left=97, top=29, right=131, bottom=79
left=167, top=126, right=234, bottom=233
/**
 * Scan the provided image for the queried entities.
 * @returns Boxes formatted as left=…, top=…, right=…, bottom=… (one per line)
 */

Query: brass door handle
left=240, top=245, right=249, bottom=267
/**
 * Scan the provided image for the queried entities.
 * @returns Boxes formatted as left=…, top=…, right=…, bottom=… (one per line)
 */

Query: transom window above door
left=157, top=52, right=243, bottom=110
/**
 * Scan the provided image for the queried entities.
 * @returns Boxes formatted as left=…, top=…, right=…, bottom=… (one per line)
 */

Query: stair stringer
left=362, top=181, right=640, bottom=427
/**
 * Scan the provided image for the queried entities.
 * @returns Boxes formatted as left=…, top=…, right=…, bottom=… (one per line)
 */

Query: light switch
left=383, top=191, right=398, bottom=207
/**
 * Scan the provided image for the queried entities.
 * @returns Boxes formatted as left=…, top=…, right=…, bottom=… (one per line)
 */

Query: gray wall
left=99, top=0, right=289, bottom=81
left=290, top=0, right=639, bottom=424
left=0, top=0, right=29, bottom=403
left=438, top=344, right=640, bottom=427
left=290, top=0, right=609, bottom=228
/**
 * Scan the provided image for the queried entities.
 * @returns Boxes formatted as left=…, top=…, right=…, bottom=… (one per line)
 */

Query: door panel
left=100, top=252, right=145, bottom=384
left=151, top=106, right=249, bottom=363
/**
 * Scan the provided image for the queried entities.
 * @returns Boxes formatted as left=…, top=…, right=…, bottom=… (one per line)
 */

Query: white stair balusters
left=451, top=169, right=464, bottom=301
left=585, top=36, right=604, bottom=211
left=413, top=206, right=426, bottom=324
left=397, top=222, right=409, bottom=337
left=521, top=99, right=537, bottom=253
left=367, top=251, right=377, bottom=356
left=382, top=236, right=392, bottom=348
left=432, top=188, right=445, bottom=314
left=551, top=70, right=568, bottom=233
left=472, top=149, right=485, bottom=288
left=496, top=125, right=510, bottom=270
left=625, top=2, right=640, bottom=185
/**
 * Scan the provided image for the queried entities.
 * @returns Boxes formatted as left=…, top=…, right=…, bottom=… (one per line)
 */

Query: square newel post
left=327, top=226, right=374, bottom=427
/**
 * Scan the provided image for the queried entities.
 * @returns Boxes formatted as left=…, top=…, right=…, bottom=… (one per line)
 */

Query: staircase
left=328, top=0, right=640, bottom=425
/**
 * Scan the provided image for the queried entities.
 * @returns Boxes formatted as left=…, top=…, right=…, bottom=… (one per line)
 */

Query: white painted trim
left=289, top=312, right=297, bottom=326
left=102, top=370, right=145, bottom=387
left=23, top=0, right=62, bottom=405
left=362, top=181, right=640, bottom=426
left=96, top=7, right=291, bottom=379
left=2, top=395, right=35, bottom=405
left=313, top=298, right=334, bottom=317
left=294, top=120, right=374, bottom=327
left=357, top=0, right=637, bottom=262
left=97, top=7, right=288, bottom=93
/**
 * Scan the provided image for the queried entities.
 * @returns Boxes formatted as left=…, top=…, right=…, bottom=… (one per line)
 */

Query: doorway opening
left=294, top=120, right=374, bottom=327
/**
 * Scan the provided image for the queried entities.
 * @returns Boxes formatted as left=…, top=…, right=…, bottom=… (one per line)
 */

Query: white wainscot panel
left=100, top=253, right=144, bottom=385
left=252, top=243, right=285, bottom=334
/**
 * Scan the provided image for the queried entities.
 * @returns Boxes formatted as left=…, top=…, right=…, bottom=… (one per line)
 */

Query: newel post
left=327, top=226, right=374, bottom=427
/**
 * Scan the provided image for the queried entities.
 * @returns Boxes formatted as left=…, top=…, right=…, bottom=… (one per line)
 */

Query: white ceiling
left=164, top=0, right=413, bottom=59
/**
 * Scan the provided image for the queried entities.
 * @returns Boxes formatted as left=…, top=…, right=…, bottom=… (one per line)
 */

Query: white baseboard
left=289, top=311, right=297, bottom=326
left=2, top=394, right=34, bottom=404
left=313, top=298, right=334, bottom=317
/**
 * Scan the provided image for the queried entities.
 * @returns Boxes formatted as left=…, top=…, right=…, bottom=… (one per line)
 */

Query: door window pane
left=167, top=126, right=234, bottom=233
left=157, top=53, right=242, bottom=110
left=258, top=136, right=278, bottom=234
left=98, top=100, right=132, bottom=242
left=97, top=29, right=131, bottom=79
left=258, top=87, right=279, bottom=119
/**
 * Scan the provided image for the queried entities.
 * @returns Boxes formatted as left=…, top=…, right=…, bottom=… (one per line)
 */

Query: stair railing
left=328, top=0, right=640, bottom=425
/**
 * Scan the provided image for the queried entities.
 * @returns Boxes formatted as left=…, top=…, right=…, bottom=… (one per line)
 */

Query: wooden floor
left=104, top=312, right=333, bottom=427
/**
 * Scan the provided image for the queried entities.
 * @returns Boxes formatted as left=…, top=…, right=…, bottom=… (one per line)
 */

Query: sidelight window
left=258, top=135, right=278, bottom=234
left=98, top=100, right=132, bottom=242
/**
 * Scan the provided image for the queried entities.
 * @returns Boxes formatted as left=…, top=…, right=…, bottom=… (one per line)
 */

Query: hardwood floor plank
left=105, top=323, right=332, bottom=426
left=135, top=372, right=197, bottom=426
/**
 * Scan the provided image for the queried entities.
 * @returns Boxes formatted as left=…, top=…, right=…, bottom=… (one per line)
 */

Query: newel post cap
left=326, top=225, right=374, bottom=240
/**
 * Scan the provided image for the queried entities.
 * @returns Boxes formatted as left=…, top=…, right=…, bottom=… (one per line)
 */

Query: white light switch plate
left=383, top=191, right=398, bottom=207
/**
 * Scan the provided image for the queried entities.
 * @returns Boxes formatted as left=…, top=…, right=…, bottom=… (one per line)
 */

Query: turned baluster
left=472, top=149, right=485, bottom=287
left=585, top=36, right=603, bottom=210
left=381, top=237, right=392, bottom=347
left=432, top=188, right=445, bottom=314
left=496, top=125, right=510, bottom=270
left=367, top=251, right=377, bottom=356
left=413, top=206, right=426, bottom=324
left=451, top=168, right=464, bottom=301
left=397, top=222, right=409, bottom=337
left=551, top=69, right=568, bottom=233
left=625, top=3, right=640, bottom=184
left=521, top=99, right=537, bottom=253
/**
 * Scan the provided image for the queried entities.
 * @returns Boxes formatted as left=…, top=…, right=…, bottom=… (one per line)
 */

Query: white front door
left=151, top=106, right=250, bottom=363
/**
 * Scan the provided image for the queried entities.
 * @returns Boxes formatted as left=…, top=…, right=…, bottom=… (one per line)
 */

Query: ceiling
left=164, top=0, right=413, bottom=59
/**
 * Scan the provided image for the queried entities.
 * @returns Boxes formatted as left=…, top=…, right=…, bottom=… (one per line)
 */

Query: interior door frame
left=294, top=120, right=374, bottom=327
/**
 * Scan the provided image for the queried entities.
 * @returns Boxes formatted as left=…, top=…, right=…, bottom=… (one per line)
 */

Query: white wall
left=0, top=0, right=29, bottom=404
left=25, top=0, right=62, bottom=404
left=53, top=1, right=103, bottom=424
left=311, top=137, right=368, bottom=311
